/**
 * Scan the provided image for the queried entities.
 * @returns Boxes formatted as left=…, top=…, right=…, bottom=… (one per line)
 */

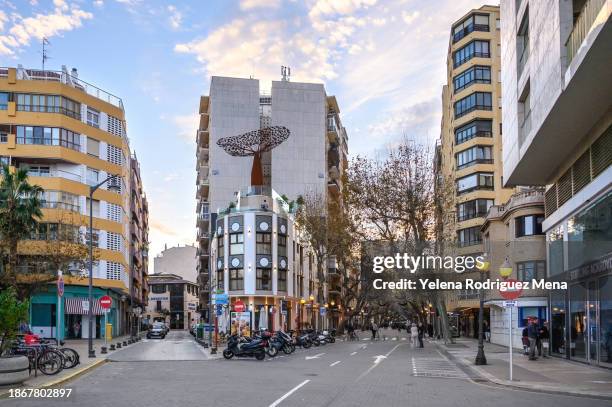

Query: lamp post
left=475, top=253, right=490, bottom=365
left=309, top=294, right=315, bottom=329
left=299, top=298, right=306, bottom=332
left=88, top=174, right=120, bottom=358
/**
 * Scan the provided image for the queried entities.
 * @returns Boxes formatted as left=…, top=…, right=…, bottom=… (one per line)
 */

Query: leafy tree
left=0, top=165, right=43, bottom=294
left=0, top=288, right=30, bottom=356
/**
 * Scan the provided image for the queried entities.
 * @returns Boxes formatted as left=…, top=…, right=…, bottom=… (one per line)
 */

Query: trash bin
left=105, top=323, right=113, bottom=341
left=196, top=324, right=204, bottom=339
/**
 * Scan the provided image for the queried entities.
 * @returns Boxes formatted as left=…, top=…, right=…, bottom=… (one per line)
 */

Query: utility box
left=105, top=323, right=113, bottom=341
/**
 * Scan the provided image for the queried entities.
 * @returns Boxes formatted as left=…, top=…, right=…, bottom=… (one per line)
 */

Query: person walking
left=527, top=318, right=539, bottom=360
left=370, top=319, right=378, bottom=340
left=417, top=322, right=425, bottom=348
left=483, top=320, right=491, bottom=343
left=539, top=320, right=550, bottom=358
left=410, top=322, right=418, bottom=348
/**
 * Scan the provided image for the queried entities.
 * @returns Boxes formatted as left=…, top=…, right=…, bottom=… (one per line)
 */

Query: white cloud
left=172, top=114, right=200, bottom=142
left=93, top=0, right=104, bottom=7
left=167, top=5, right=182, bottom=30
left=309, top=0, right=377, bottom=21
left=0, top=1, right=92, bottom=56
left=401, top=10, right=420, bottom=25
left=368, top=99, right=439, bottom=144
left=240, top=0, right=281, bottom=10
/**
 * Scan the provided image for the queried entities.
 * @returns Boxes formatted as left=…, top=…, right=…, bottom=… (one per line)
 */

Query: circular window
left=217, top=226, right=223, bottom=235
left=259, top=257, right=269, bottom=267
left=259, top=221, right=269, bottom=231
left=280, top=259, right=287, bottom=268
left=231, top=258, right=240, bottom=268
left=231, top=222, right=240, bottom=232
left=280, top=224, right=286, bottom=234
left=217, top=260, right=223, bottom=269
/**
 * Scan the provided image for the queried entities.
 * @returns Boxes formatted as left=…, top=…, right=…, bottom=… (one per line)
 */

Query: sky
left=0, top=0, right=495, bottom=269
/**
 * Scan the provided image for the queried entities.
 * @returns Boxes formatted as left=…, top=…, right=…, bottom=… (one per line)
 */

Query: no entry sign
left=100, top=295, right=112, bottom=310
left=499, top=279, right=523, bottom=300
left=233, top=299, right=245, bottom=312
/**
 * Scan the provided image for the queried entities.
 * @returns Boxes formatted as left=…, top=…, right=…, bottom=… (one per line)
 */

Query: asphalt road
left=1, top=329, right=609, bottom=407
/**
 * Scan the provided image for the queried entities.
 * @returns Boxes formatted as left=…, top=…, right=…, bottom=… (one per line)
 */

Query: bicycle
left=39, top=338, right=80, bottom=369
left=7, top=343, right=65, bottom=376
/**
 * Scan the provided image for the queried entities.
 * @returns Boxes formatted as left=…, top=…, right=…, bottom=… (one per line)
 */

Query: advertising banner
left=230, top=311, right=251, bottom=337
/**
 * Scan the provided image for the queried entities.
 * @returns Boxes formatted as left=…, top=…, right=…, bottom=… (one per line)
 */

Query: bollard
left=117, top=342, right=122, bottom=348
left=101, top=346, right=107, bottom=354
left=122, top=341, right=127, bottom=346
left=110, top=344, right=116, bottom=351
left=128, top=339, right=133, bottom=344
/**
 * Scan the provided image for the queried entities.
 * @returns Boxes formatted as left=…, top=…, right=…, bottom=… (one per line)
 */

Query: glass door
left=570, top=284, right=587, bottom=361
left=599, top=276, right=612, bottom=368
left=588, top=280, right=599, bottom=364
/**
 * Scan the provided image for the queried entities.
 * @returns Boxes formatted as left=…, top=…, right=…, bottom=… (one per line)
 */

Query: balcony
left=327, top=179, right=340, bottom=195
left=566, top=0, right=607, bottom=63
left=456, top=158, right=493, bottom=171
left=197, top=130, right=209, bottom=149
left=199, top=96, right=210, bottom=114
left=453, top=24, right=489, bottom=43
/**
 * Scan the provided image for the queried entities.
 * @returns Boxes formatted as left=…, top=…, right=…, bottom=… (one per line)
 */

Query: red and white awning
left=64, top=297, right=105, bottom=315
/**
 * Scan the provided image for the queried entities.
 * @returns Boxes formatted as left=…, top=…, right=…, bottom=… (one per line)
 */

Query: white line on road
left=330, top=361, right=341, bottom=367
left=355, top=344, right=404, bottom=382
left=268, top=380, right=310, bottom=407
left=305, top=353, right=325, bottom=360
left=350, top=351, right=357, bottom=356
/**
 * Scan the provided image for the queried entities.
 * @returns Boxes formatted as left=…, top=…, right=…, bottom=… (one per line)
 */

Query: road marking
left=305, top=353, right=325, bottom=360
left=330, top=361, right=341, bottom=367
left=350, top=351, right=357, bottom=356
left=356, top=344, right=403, bottom=382
left=373, top=355, right=387, bottom=364
left=392, top=337, right=397, bottom=341
left=268, top=380, right=310, bottom=407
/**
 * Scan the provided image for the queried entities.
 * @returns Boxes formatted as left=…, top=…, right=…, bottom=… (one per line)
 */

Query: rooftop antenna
left=42, top=37, right=50, bottom=71
left=281, top=65, right=291, bottom=82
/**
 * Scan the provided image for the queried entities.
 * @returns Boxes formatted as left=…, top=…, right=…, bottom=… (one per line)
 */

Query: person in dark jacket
left=522, top=326, right=530, bottom=355
left=417, top=322, right=425, bottom=348
left=538, top=321, right=550, bottom=358
left=527, top=318, right=539, bottom=360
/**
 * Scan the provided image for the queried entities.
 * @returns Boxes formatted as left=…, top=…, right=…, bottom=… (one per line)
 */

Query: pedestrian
left=417, top=322, right=424, bottom=348
left=527, top=317, right=538, bottom=360
left=370, top=319, right=378, bottom=340
left=410, top=322, right=418, bottom=348
left=539, top=320, right=550, bottom=358
left=522, top=326, right=529, bottom=355
left=483, top=320, right=491, bottom=343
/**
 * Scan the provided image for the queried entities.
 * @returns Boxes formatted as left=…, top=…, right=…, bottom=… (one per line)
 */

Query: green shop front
left=29, top=281, right=127, bottom=341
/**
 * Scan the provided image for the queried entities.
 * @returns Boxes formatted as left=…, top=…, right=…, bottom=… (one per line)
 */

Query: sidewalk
left=432, top=337, right=612, bottom=399
left=0, top=333, right=143, bottom=398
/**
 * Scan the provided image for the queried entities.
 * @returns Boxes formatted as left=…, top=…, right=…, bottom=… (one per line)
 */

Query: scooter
left=291, top=331, right=312, bottom=349
left=223, top=334, right=266, bottom=361
left=275, top=331, right=295, bottom=354
left=322, top=329, right=336, bottom=343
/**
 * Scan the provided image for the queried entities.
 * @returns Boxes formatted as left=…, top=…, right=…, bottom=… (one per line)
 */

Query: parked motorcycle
left=290, top=331, right=312, bottom=349
left=223, top=334, right=266, bottom=361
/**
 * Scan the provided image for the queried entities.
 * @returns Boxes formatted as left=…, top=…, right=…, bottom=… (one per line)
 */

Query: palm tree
left=0, top=164, right=43, bottom=292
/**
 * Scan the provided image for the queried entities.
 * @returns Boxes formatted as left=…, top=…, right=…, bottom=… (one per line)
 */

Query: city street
left=1, top=329, right=609, bottom=407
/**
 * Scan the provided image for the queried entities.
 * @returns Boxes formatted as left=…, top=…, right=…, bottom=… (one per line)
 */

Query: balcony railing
left=17, top=136, right=80, bottom=152
left=457, top=211, right=488, bottom=222
left=566, top=0, right=606, bottom=64
left=17, top=105, right=81, bottom=121
left=453, top=24, right=489, bottom=43
left=453, top=52, right=490, bottom=68
left=455, top=104, right=492, bottom=119
left=456, top=158, right=493, bottom=170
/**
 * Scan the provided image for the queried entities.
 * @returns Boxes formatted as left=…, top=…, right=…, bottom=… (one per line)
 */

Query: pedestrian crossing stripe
left=411, top=357, right=469, bottom=380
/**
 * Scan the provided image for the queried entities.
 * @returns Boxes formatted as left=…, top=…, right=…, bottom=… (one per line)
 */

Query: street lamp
left=475, top=252, right=490, bottom=365
left=88, top=174, right=120, bottom=358
left=299, top=298, right=306, bottom=332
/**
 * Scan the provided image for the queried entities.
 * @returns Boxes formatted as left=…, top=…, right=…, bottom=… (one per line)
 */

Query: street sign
left=234, top=299, right=245, bottom=312
left=213, top=293, right=229, bottom=305
left=99, top=295, right=112, bottom=310
left=499, top=279, right=523, bottom=300
left=320, top=307, right=326, bottom=316
left=57, top=276, right=64, bottom=297
left=82, top=300, right=90, bottom=312
left=503, top=300, right=517, bottom=308
left=216, top=304, right=223, bottom=316
left=280, top=300, right=287, bottom=315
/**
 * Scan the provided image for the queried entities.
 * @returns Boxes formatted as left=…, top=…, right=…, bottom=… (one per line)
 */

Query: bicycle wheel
left=59, top=348, right=80, bottom=369
left=38, top=349, right=64, bottom=375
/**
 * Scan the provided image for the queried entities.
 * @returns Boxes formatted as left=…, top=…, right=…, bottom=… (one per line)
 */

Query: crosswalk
left=411, top=356, right=469, bottom=380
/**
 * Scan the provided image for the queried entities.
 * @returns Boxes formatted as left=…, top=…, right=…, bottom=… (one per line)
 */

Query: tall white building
left=195, top=75, right=348, bottom=323
left=500, top=0, right=611, bottom=367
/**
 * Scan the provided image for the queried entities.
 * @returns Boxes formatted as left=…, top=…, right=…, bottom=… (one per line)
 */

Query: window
left=457, top=199, right=493, bottom=221
left=452, top=14, right=489, bottom=43
left=455, top=120, right=493, bottom=145
left=87, top=108, right=100, bottom=128
left=40, top=190, right=79, bottom=212
left=454, top=92, right=492, bottom=118
left=229, top=233, right=244, bottom=255
left=456, top=172, right=494, bottom=194
left=61, top=97, right=81, bottom=120
left=229, top=269, right=244, bottom=290
left=457, top=226, right=482, bottom=247
left=517, top=10, right=530, bottom=76
left=456, top=145, right=493, bottom=169
left=156, top=301, right=162, bottom=312
left=87, top=137, right=100, bottom=157
left=517, top=261, right=546, bottom=281
left=218, top=235, right=224, bottom=251
left=278, top=235, right=287, bottom=257
left=216, top=269, right=224, bottom=290
left=453, top=66, right=491, bottom=93
left=256, top=232, right=272, bottom=255
left=518, top=306, right=546, bottom=327
left=85, top=229, right=99, bottom=247
left=26, top=165, right=50, bottom=177
left=15, top=126, right=80, bottom=151
left=0, top=92, right=8, bottom=109
left=515, top=214, right=544, bottom=237
left=86, top=168, right=99, bottom=186
left=29, top=223, right=79, bottom=242
left=256, top=268, right=272, bottom=290
left=453, top=40, right=490, bottom=68
left=85, top=198, right=100, bottom=217
left=16, top=94, right=78, bottom=119
left=152, top=284, right=166, bottom=294
left=278, top=269, right=287, bottom=291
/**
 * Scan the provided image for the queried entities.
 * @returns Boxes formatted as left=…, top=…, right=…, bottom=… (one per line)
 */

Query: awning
left=64, top=297, right=104, bottom=315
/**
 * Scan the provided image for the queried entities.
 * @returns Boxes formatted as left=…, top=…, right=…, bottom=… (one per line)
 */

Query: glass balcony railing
left=566, top=0, right=606, bottom=64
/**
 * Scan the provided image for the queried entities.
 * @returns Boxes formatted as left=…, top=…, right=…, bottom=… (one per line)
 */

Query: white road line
left=350, top=351, right=357, bottom=356
left=268, top=380, right=310, bottom=407
left=356, top=344, right=404, bottom=382
left=305, top=353, right=325, bottom=360
left=330, top=361, right=341, bottom=367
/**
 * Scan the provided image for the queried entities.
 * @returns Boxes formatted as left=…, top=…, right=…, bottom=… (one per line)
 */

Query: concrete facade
left=153, top=244, right=198, bottom=283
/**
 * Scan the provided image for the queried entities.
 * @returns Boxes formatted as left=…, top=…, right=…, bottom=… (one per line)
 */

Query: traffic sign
left=212, top=293, right=229, bottom=305
left=57, top=276, right=64, bottom=297
left=99, top=295, right=112, bottom=310
left=319, top=307, right=326, bottom=316
left=503, top=300, right=517, bottom=308
left=216, top=304, right=223, bottom=316
left=234, top=299, right=245, bottom=312
left=499, top=279, right=523, bottom=300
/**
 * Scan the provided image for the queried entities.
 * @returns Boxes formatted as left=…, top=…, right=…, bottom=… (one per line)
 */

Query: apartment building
left=129, top=153, right=149, bottom=332
left=146, top=273, right=199, bottom=329
left=437, top=5, right=516, bottom=335
left=500, top=0, right=611, bottom=367
left=153, top=244, right=198, bottom=284
left=195, top=74, right=348, bottom=328
left=0, top=65, right=142, bottom=340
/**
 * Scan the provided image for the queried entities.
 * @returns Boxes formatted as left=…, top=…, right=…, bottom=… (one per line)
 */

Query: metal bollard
left=117, top=342, right=122, bottom=348
left=110, top=344, right=116, bottom=351
left=122, top=341, right=127, bottom=346
left=101, top=346, right=107, bottom=354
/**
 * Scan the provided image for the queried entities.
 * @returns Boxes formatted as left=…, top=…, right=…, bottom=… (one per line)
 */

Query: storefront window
left=600, top=277, right=612, bottom=367
left=570, top=284, right=587, bottom=360
left=550, top=291, right=566, bottom=355
left=548, top=224, right=564, bottom=276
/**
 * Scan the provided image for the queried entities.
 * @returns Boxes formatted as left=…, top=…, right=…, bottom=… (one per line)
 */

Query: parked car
left=147, top=322, right=166, bottom=339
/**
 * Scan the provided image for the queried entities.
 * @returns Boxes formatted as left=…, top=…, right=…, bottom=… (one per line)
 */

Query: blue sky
left=1, top=0, right=492, bottom=267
